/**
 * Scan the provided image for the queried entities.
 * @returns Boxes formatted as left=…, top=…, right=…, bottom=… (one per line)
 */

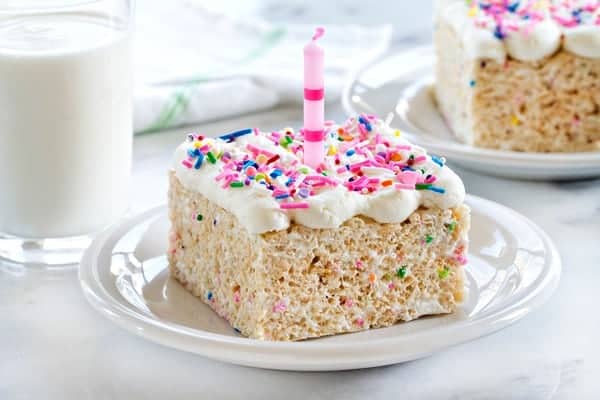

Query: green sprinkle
left=438, top=266, right=450, bottom=279
left=415, top=183, right=432, bottom=190
left=230, top=181, right=244, bottom=188
left=396, top=266, right=407, bottom=279
left=425, top=234, right=434, bottom=244
left=447, top=221, right=457, bottom=232
left=321, top=171, right=328, bottom=176
left=279, top=137, right=288, bottom=148
left=285, top=135, right=293, bottom=144
left=206, top=151, right=217, bottom=164
left=196, top=213, right=203, bottom=222
left=299, top=167, right=309, bottom=174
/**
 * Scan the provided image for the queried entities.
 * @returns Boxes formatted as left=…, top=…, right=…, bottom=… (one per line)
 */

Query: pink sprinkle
left=425, top=175, right=437, bottom=184
left=355, top=260, right=363, bottom=270
left=344, top=298, right=354, bottom=308
left=280, top=202, right=310, bottom=209
left=355, top=318, right=365, bottom=327
left=398, top=170, right=419, bottom=185
left=456, top=254, right=468, bottom=265
left=220, top=175, right=235, bottom=189
left=272, top=300, right=287, bottom=313
left=388, top=283, right=395, bottom=290
left=272, top=189, right=288, bottom=197
left=358, top=123, right=368, bottom=136
left=246, top=143, right=275, bottom=157
left=233, top=291, right=241, bottom=304
left=304, top=175, right=339, bottom=186
left=181, top=159, right=193, bottom=169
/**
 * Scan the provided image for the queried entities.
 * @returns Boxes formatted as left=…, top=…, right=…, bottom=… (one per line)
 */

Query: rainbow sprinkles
left=440, top=0, right=600, bottom=61
left=174, top=115, right=465, bottom=234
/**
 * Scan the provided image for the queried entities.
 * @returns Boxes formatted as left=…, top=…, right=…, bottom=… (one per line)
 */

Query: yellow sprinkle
left=467, top=6, right=477, bottom=17
left=510, top=115, right=521, bottom=126
left=327, top=145, right=337, bottom=156
left=193, top=140, right=203, bottom=148
left=256, top=154, right=268, bottom=165
left=394, top=129, right=402, bottom=137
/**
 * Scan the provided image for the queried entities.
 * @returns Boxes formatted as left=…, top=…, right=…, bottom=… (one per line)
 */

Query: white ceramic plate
left=342, top=45, right=600, bottom=180
left=79, top=196, right=560, bottom=371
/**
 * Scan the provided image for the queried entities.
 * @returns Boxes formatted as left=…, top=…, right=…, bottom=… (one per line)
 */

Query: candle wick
left=312, top=27, right=325, bottom=41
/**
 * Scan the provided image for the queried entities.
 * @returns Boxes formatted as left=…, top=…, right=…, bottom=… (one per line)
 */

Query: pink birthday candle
left=303, top=27, right=325, bottom=169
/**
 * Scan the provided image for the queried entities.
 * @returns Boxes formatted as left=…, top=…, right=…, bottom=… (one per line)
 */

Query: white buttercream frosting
left=173, top=117, right=466, bottom=234
left=436, top=0, right=600, bottom=61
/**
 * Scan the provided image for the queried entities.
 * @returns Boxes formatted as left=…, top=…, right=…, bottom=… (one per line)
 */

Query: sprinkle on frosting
left=173, top=115, right=465, bottom=233
left=466, top=0, right=599, bottom=38
left=439, top=0, right=600, bottom=60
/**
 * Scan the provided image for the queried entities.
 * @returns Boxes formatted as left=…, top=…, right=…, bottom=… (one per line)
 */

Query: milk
left=0, top=14, right=132, bottom=238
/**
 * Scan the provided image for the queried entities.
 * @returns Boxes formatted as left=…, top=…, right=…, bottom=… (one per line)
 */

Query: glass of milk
left=0, top=0, right=133, bottom=266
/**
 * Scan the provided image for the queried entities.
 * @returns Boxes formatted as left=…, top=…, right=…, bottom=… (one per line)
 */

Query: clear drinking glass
left=0, top=0, right=133, bottom=266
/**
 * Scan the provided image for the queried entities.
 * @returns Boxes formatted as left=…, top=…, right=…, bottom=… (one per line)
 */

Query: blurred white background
left=194, top=0, right=434, bottom=40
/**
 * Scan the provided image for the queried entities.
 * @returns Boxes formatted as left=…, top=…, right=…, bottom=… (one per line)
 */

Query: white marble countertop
left=2, top=104, right=599, bottom=399
left=2, top=1, right=600, bottom=398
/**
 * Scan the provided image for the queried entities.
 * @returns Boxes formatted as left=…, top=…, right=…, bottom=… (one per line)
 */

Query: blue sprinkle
left=243, top=160, right=258, bottom=169
left=469, top=79, right=476, bottom=88
left=431, top=155, right=445, bottom=167
left=194, top=153, right=204, bottom=169
left=494, top=26, right=505, bottom=40
left=207, top=291, right=213, bottom=301
left=187, top=148, right=201, bottom=157
left=275, top=194, right=290, bottom=200
left=428, top=186, right=446, bottom=194
left=285, top=178, right=294, bottom=187
left=346, top=149, right=356, bottom=156
left=270, top=169, right=283, bottom=178
left=218, top=128, right=253, bottom=142
left=358, top=115, right=372, bottom=131
left=186, top=133, right=195, bottom=142
left=507, top=2, right=519, bottom=12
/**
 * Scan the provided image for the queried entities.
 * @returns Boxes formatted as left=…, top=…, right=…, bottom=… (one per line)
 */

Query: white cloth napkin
left=134, top=0, right=392, bottom=133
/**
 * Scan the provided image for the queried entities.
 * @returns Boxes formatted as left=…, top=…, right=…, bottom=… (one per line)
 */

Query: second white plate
left=342, top=45, right=600, bottom=180
left=79, top=195, right=561, bottom=371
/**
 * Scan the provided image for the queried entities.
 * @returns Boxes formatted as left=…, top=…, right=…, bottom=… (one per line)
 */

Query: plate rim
left=79, top=195, right=561, bottom=369
left=341, top=45, right=600, bottom=165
